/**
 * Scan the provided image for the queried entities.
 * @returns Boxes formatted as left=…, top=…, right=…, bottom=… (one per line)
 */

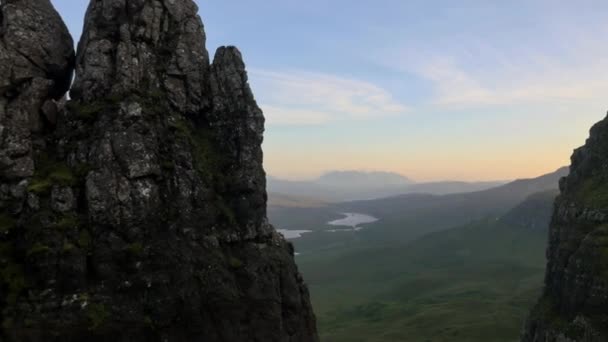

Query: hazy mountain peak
left=316, top=170, right=413, bottom=187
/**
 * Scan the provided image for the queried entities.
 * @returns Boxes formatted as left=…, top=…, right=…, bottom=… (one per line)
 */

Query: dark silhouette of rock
left=522, top=116, right=608, bottom=342
left=0, top=0, right=318, bottom=341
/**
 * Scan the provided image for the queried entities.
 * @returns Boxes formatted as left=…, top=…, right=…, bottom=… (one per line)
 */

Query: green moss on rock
left=125, top=242, right=144, bottom=257
left=54, top=213, right=80, bottom=231
left=168, top=117, right=224, bottom=184
left=77, top=230, right=92, bottom=250
left=28, top=154, right=75, bottom=194
left=0, top=214, right=16, bottom=234
left=73, top=162, right=93, bottom=179
left=26, top=243, right=51, bottom=257
left=228, top=256, right=244, bottom=269
left=167, top=116, right=238, bottom=226
left=531, top=295, right=586, bottom=340
left=1, top=262, right=25, bottom=305
left=574, top=175, right=608, bottom=208
left=62, top=241, right=76, bottom=253
left=27, top=178, right=53, bottom=195
left=217, top=199, right=237, bottom=226
left=67, top=95, right=121, bottom=122
left=86, top=303, right=109, bottom=330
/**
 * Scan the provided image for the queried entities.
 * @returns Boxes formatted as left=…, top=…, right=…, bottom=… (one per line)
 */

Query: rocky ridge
left=0, top=0, right=318, bottom=341
left=522, top=115, right=608, bottom=341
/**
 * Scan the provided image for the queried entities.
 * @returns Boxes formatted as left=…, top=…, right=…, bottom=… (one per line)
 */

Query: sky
left=50, top=0, right=608, bottom=182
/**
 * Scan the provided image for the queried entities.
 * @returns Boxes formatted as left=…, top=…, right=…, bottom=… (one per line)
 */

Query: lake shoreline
left=278, top=212, right=379, bottom=240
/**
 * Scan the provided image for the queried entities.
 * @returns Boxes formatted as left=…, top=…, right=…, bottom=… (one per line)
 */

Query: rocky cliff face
left=522, top=116, right=608, bottom=342
left=0, top=0, right=318, bottom=341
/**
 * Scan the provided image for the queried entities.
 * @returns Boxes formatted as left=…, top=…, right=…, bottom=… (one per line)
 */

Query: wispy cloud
left=416, top=55, right=608, bottom=108
left=374, top=23, right=608, bottom=110
left=250, top=70, right=408, bottom=125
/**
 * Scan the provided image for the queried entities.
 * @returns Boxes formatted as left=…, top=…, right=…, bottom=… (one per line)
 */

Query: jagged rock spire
left=0, top=1, right=319, bottom=341
left=71, top=0, right=209, bottom=115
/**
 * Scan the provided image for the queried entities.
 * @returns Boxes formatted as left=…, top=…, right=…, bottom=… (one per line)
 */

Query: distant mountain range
left=267, top=193, right=327, bottom=208
left=269, top=167, right=568, bottom=245
left=336, top=166, right=568, bottom=239
left=315, top=171, right=413, bottom=187
left=267, top=170, right=507, bottom=202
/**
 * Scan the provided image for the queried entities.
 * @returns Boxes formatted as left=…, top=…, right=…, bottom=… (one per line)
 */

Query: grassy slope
left=298, top=220, right=548, bottom=342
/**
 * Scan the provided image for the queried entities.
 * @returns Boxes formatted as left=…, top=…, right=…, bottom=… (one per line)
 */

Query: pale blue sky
left=50, top=0, right=608, bottom=181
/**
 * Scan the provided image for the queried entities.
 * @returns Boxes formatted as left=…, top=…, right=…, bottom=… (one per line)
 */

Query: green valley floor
left=297, top=220, right=547, bottom=342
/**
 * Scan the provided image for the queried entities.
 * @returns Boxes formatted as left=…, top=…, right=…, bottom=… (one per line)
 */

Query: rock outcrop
left=0, top=0, right=318, bottom=341
left=0, top=0, right=74, bottom=186
left=522, top=116, right=608, bottom=341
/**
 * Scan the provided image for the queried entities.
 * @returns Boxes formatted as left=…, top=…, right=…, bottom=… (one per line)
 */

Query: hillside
left=267, top=193, right=328, bottom=208
left=299, top=219, right=548, bottom=342
left=500, top=190, right=559, bottom=230
left=316, top=171, right=413, bottom=188
left=334, top=167, right=567, bottom=242
left=268, top=174, right=506, bottom=202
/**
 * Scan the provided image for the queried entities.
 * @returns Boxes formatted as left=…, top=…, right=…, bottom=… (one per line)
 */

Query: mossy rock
left=532, top=295, right=584, bottom=339
left=53, top=213, right=81, bottom=231
left=62, top=241, right=76, bottom=253
left=1, top=262, right=26, bottom=305
left=125, top=242, right=144, bottom=257
left=228, top=256, right=244, bottom=269
left=77, top=230, right=92, bottom=250
left=48, top=164, right=75, bottom=186
left=167, top=115, right=237, bottom=226
left=28, top=154, right=75, bottom=195
left=167, top=116, right=225, bottom=184
left=573, top=175, right=608, bottom=208
left=27, top=178, right=53, bottom=195
left=67, top=95, right=121, bottom=122
left=1, top=241, right=26, bottom=306
left=217, top=199, right=237, bottom=226
left=73, top=162, right=94, bottom=179
left=0, top=214, right=16, bottom=234
left=160, top=160, right=175, bottom=171
left=168, top=116, right=192, bottom=139
left=26, top=243, right=51, bottom=257
left=86, top=303, right=109, bottom=330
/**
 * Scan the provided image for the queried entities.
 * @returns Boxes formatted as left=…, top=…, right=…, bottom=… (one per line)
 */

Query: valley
left=4, top=1, right=607, bottom=341
left=301, top=220, right=547, bottom=342
left=269, top=168, right=563, bottom=341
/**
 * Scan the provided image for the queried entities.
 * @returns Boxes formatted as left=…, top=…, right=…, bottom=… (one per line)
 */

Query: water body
left=277, top=213, right=378, bottom=239
left=277, top=229, right=312, bottom=239
left=327, top=213, right=379, bottom=232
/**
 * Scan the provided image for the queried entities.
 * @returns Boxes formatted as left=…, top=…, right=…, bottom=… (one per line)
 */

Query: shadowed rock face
left=70, top=0, right=209, bottom=116
left=0, top=0, right=318, bottom=341
left=522, top=116, right=608, bottom=342
left=0, top=0, right=74, bottom=182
